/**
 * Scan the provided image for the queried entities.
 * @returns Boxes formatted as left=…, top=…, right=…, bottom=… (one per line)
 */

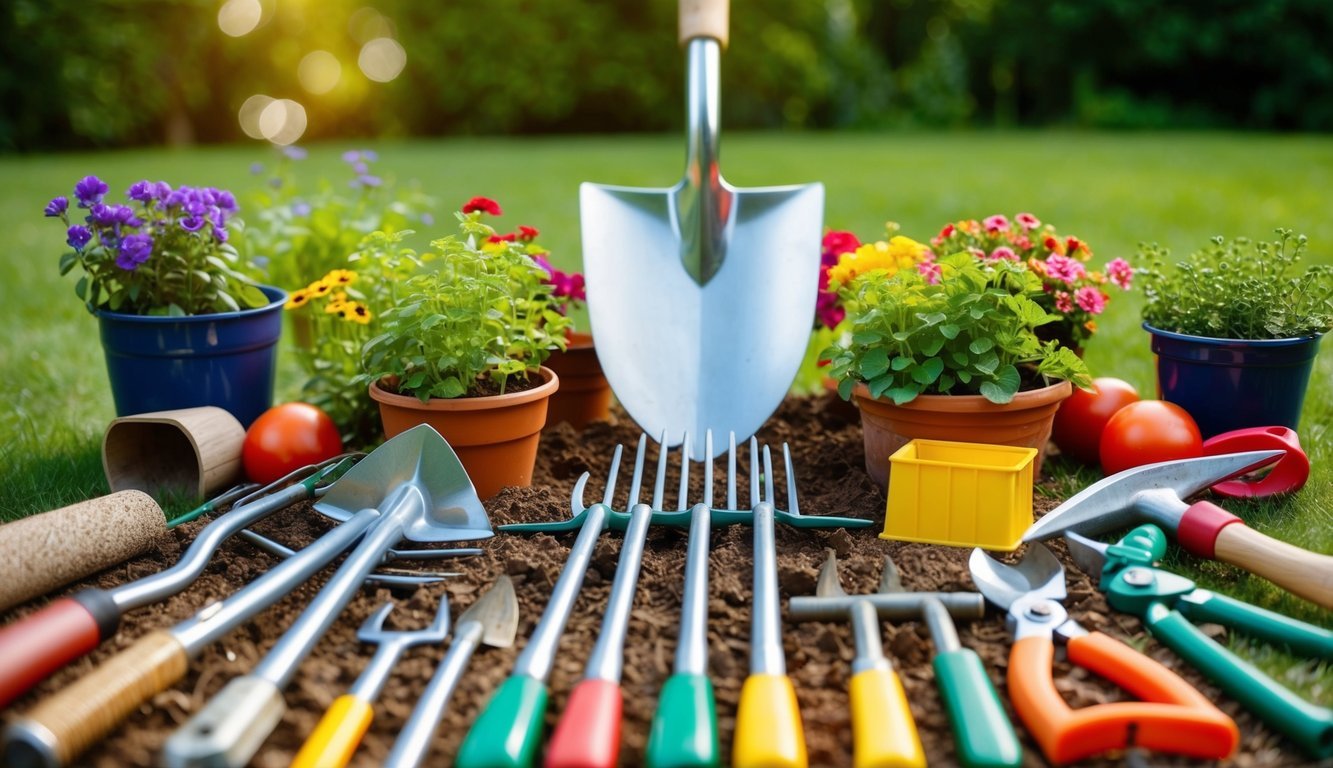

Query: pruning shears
left=968, top=544, right=1239, bottom=765
left=1066, top=524, right=1333, bottom=758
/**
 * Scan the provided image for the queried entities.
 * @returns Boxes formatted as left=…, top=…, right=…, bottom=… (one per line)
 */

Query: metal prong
left=749, top=436, right=760, bottom=509
left=727, top=432, right=738, bottom=510
left=601, top=444, right=624, bottom=507
left=815, top=549, right=848, bottom=597
left=783, top=443, right=799, bottom=516
left=628, top=434, right=648, bottom=508
left=357, top=603, right=396, bottom=637
left=677, top=431, right=692, bottom=511
left=879, top=557, right=904, bottom=594
left=572, top=472, right=590, bottom=516
left=762, top=444, right=775, bottom=505
left=653, top=429, right=669, bottom=510
left=703, top=430, right=714, bottom=508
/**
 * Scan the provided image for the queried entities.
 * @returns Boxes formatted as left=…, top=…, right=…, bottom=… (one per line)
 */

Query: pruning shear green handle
left=1068, top=525, right=1333, bottom=758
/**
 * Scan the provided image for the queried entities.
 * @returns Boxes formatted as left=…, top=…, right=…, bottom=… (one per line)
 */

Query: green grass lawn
left=1, top=131, right=1329, bottom=699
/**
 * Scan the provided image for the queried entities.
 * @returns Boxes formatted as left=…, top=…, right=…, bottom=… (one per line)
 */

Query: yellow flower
left=1084, top=320, right=1098, bottom=334
left=284, top=289, right=311, bottom=310
left=343, top=301, right=372, bottom=324
left=332, top=292, right=348, bottom=303
left=324, top=300, right=347, bottom=315
left=827, top=236, right=929, bottom=285
left=306, top=279, right=333, bottom=298
left=1088, top=271, right=1107, bottom=284
left=324, top=269, right=357, bottom=286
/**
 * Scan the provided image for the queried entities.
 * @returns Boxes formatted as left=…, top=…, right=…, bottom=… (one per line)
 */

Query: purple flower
left=282, top=146, right=308, bottom=161
left=153, top=181, right=173, bottom=201
left=341, top=150, right=361, bottom=164
left=292, top=201, right=312, bottom=217
left=353, top=161, right=369, bottom=174
left=214, top=190, right=238, bottom=212
left=356, top=174, right=382, bottom=188
left=250, top=162, right=265, bottom=176
left=90, top=203, right=140, bottom=228
left=128, top=180, right=155, bottom=203
left=212, top=225, right=229, bottom=244
left=420, top=212, right=434, bottom=226
left=67, top=225, right=92, bottom=250
left=361, top=149, right=378, bottom=162
left=180, top=215, right=205, bottom=233
left=74, top=176, right=109, bottom=207
left=44, top=196, right=68, bottom=217
left=116, top=233, right=154, bottom=270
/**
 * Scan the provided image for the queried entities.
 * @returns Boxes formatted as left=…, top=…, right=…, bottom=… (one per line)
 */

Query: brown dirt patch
left=0, top=396, right=1307, bottom=766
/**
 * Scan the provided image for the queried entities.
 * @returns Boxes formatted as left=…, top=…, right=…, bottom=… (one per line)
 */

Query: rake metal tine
left=677, top=431, right=692, bottom=511
left=653, top=429, right=669, bottom=510
left=762, top=444, right=775, bottom=506
left=783, top=443, right=799, bottom=517
left=703, top=430, right=715, bottom=508
left=816, top=549, right=848, bottom=598
left=879, top=556, right=904, bottom=594
left=749, top=436, right=760, bottom=509
left=357, top=603, right=396, bottom=637
left=628, top=434, right=648, bottom=508
left=727, top=432, right=738, bottom=511
left=601, top=444, right=624, bottom=507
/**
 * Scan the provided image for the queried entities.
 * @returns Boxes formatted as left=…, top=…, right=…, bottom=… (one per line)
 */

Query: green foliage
left=1139, top=229, right=1333, bottom=340
left=823, top=254, right=1090, bottom=405
left=358, top=212, right=571, bottom=401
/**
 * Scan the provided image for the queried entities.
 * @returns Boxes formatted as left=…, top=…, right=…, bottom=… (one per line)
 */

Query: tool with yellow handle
left=292, top=597, right=451, bottom=768
left=733, top=441, right=806, bottom=768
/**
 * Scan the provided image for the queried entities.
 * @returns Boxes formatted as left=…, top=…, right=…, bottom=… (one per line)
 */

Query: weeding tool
left=968, top=544, right=1239, bottom=764
left=546, top=434, right=663, bottom=768
left=291, top=598, right=452, bottom=768
left=163, top=425, right=492, bottom=768
left=580, top=0, right=824, bottom=458
left=788, top=555, right=1016, bottom=768
left=455, top=446, right=624, bottom=768
left=235, top=529, right=477, bottom=589
left=1023, top=450, right=1333, bottom=608
left=0, top=455, right=354, bottom=709
left=1065, top=524, right=1333, bottom=757
left=734, top=439, right=807, bottom=768
left=646, top=431, right=719, bottom=768
left=384, top=575, right=519, bottom=768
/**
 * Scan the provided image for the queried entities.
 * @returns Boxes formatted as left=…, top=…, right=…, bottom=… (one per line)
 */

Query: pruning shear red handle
left=1202, top=426, right=1309, bottom=498
left=1008, top=632, right=1239, bottom=764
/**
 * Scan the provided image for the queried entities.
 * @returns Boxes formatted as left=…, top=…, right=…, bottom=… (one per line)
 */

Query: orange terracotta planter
left=543, top=332, right=613, bottom=429
left=853, top=379, right=1072, bottom=489
left=368, top=367, right=559, bottom=499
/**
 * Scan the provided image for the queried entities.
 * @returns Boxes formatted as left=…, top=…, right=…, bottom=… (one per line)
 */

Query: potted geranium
left=929, top=213, right=1133, bottom=353
left=1138, top=228, right=1332, bottom=437
left=823, top=243, right=1091, bottom=488
left=45, top=175, right=283, bottom=425
left=358, top=197, right=571, bottom=497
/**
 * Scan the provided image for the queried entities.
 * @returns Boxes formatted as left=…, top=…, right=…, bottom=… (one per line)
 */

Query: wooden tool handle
left=1213, top=524, right=1333, bottom=610
left=8, top=630, right=187, bottom=766
left=0, top=490, right=166, bottom=612
left=680, top=0, right=728, bottom=48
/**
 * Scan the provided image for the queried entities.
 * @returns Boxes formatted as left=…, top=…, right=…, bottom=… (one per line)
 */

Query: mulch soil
left=0, top=396, right=1311, bottom=766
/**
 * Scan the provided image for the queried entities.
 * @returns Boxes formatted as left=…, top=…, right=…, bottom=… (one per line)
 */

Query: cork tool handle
left=680, top=0, right=728, bottom=48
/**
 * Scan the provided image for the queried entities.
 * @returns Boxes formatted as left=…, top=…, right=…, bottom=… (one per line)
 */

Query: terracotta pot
left=543, top=332, right=612, bottom=429
left=368, top=367, right=559, bottom=499
left=853, top=379, right=1072, bottom=489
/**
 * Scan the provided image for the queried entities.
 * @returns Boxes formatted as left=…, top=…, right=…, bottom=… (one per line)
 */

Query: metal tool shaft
left=348, top=643, right=404, bottom=702
left=385, top=620, right=484, bottom=768
left=512, top=503, right=610, bottom=680
left=750, top=501, right=784, bottom=676
left=675, top=503, right=712, bottom=676
left=586, top=503, right=654, bottom=682
left=921, top=597, right=962, bottom=653
left=788, top=593, right=986, bottom=622
left=849, top=600, right=890, bottom=675
left=679, top=37, right=729, bottom=285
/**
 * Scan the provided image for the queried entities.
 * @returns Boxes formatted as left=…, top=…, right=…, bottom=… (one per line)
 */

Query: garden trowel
left=580, top=0, right=824, bottom=459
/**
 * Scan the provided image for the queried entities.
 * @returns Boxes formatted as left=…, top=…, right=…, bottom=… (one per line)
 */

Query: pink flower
left=1044, top=253, right=1086, bottom=284
left=918, top=259, right=942, bottom=285
left=821, top=230, right=861, bottom=268
left=1014, top=235, right=1033, bottom=251
left=930, top=223, right=956, bottom=247
left=967, top=247, right=987, bottom=260
left=815, top=264, right=845, bottom=330
left=1016, top=212, right=1040, bottom=230
left=1107, top=257, right=1133, bottom=289
left=1076, top=286, right=1108, bottom=314
left=1054, top=291, right=1074, bottom=313
left=462, top=196, right=502, bottom=216
left=989, top=246, right=1017, bottom=262
left=984, top=214, right=1010, bottom=233
left=550, top=269, right=586, bottom=303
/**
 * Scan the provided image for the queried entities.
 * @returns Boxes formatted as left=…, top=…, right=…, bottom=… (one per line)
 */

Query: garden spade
left=580, top=0, right=824, bottom=459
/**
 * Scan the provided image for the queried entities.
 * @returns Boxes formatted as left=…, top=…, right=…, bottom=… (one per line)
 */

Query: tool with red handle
left=968, top=544, right=1239, bottom=764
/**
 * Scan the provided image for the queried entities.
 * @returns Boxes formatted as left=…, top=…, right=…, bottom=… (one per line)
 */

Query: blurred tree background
left=3, top=0, right=1331, bottom=152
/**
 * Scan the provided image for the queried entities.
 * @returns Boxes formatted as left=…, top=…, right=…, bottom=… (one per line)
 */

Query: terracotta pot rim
left=564, top=330, right=595, bottom=349
left=369, top=366, right=559, bottom=412
left=852, top=379, right=1072, bottom=413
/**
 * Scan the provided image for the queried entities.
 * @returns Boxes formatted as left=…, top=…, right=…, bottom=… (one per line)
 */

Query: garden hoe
left=1022, top=449, right=1333, bottom=608
left=580, top=0, right=824, bottom=459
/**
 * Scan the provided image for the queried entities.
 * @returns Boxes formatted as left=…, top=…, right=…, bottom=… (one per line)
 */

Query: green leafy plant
left=823, top=253, right=1090, bottom=405
left=358, top=204, right=571, bottom=401
left=1139, top=229, right=1333, bottom=340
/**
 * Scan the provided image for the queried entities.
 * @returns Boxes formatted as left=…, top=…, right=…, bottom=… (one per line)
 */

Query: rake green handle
left=1177, top=589, right=1333, bottom=659
left=455, top=675, right=548, bottom=768
left=933, top=648, right=1022, bottom=768
left=646, top=673, right=720, bottom=768
left=1145, top=603, right=1333, bottom=757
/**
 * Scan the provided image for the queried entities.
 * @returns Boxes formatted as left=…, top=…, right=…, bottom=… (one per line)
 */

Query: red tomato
left=243, top=403, right=342, bottom=484
left=1051, top=377, right=1141, bottom=464
left=1100, top=400, right=1202, bottom=476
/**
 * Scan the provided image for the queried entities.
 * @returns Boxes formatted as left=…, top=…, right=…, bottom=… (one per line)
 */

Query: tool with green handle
left=646, top=430, right=719, bottom=768
left=1065, top=524, right=1333, bottom=757
left=454, top=446, right=623, bottom=768
left=291, top=596, right=452, bottom=768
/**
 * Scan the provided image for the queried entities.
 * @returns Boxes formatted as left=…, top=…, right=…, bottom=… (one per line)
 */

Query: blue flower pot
left=97, top=286, right=286, bottom=427
left=1146, top=323, right=1323, bottom=439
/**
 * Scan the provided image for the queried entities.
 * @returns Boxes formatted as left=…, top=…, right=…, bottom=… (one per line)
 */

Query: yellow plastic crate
left=880, top=439, right=1037, bottom=551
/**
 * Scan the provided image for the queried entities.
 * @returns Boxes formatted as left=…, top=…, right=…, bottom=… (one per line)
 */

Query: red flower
left=518, top=225, right=539, bottom=242
left=462, top=196, right=502, bottom=216
left=487, top=233, right=517, bottom=243
left=821, top=230, right=861, bottom=267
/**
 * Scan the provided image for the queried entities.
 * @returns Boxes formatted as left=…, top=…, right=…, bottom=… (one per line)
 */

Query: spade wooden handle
left=1213, top=524, right=1333, bottom=610
left=6, top=630, right=187, bottom=766
left=680, top=0, right=728, bottom=48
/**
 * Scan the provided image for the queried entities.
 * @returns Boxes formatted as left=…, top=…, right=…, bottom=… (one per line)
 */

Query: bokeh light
left=217, top=0, right=262, bottom=37
left=298, top=51, right=343, bottom=95
left=358, top=37, right=406, bottom=83
left=348, top=7, right=395, bottom=44
left=238, top=94, right=275, bottom=139
left=258, top=99, right=308, bottom=145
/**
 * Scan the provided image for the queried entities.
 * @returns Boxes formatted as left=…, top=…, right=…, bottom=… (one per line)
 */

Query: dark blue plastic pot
left=97, top=286, right=286, bottom=427
left=1146, top=323, right=1323, bottom=439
